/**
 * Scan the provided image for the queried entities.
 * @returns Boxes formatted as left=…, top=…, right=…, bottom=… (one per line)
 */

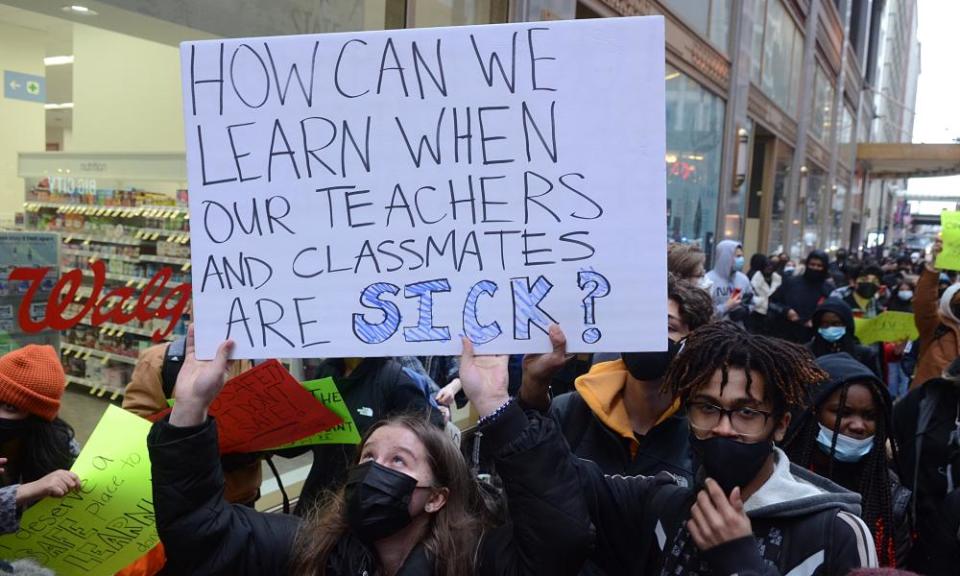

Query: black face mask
left=856, top=282, right=879, bottom=299
left=622, top=338, right=684, bottom=382
left=344, top=461, right=419, bottom=544
left=804, top=268, right=827, bottom=282
left=689, top=434, right=773, bottom=494
left=0, top=417, right=29, bottom=444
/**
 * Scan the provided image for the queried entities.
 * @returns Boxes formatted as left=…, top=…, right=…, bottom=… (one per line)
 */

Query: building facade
left=566, top=0, right=920, bottom=261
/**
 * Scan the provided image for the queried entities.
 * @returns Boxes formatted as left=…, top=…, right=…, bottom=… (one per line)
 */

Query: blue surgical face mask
left=818, top=326, right=846, bottom=343
left=816, top=423, right=875, bottom=462
left=733, top=256, right=745, bottom=272
left=898, top=290, right=913, bottom=301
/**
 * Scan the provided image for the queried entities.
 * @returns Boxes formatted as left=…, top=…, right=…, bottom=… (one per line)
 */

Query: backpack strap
left=160, top=336, right=187, bottom=399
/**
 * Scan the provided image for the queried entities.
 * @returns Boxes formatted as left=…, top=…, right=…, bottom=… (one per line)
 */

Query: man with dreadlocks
left=508, top=321, right=878, bottom=575
left=781, top=353, right=912, bottom=567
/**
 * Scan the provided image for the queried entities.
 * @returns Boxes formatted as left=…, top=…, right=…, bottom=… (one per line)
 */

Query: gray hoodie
left=706, top=240, right=753, bottom=318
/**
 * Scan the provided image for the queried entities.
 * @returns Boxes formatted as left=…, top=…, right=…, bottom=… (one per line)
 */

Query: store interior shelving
left=18, top=152, right=191, bottom=398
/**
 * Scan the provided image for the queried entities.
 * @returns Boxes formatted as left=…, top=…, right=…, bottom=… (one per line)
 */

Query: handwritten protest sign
left=0, top=406, right=158, bottom=576
left=271, top=378, right=361, bottom=448
left=181, top=17, right=667, bottom=359
left=154, top=360, right=342, bottom=453
left=938, top=211, right=960, bottom=271
left=854, top=311, right=919, bottom=345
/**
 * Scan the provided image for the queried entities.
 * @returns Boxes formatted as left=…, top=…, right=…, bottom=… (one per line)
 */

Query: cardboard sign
left=271, top=378, right=361, bottom=448
left=0, top=406, right=158, bottom=576
left=938, top=211, right=960, bottom=271
left=854, top=311, right=919, bottom=345
left=154, top=360, right=342, bottom=453
left=181, top=17, right=667, bottom=359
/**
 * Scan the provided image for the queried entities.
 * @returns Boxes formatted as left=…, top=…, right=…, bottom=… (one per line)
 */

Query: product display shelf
left=78, top=268, right=186, bottom=289
left=24, top=201, right=187, bottom=217
left=139, top=254, right=191, bottom=267
left=77, top=319, right=177, bottom=341
left=18, top=152, right=192, bottom=398
left=64, top=375, right=122, bottom=400
left=61, top=343, right=138, bottom=365
left=62, top=247, right=140, bottom=264
left=61, top=231, right=142, bottom=246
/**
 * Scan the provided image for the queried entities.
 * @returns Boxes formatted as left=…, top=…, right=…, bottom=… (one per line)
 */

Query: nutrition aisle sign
left=181, top=17, right=666, bottom=359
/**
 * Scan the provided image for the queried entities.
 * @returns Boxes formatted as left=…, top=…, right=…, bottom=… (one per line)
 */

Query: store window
left=750, top=0, right=766, bottom=83
left=809, top=64, right=835, bottom=144
left=409, top=0, right=495, bottom=27
left=838, top=104, right=855, bottom=165
left=800, top=165, right=826, bottom=255
left=830, top=182, right=847, bottom=249
left=767, top=148, right=793, bottom=255
left=753, top=0, right=803, bottom=116
left=665, top=65, right=726, bottom=247
left=663, top=0, right=732, bottom=55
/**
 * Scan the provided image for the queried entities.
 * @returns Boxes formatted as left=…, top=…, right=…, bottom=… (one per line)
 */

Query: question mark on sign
left=577, top=270, right=611, bottom=344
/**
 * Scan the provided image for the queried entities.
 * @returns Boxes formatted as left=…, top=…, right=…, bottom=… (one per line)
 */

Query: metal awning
left=856, top=143, right=960, bottom=178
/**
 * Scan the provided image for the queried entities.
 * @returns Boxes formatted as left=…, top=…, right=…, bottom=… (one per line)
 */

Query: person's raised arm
left=150, top=326, right=298, bottom=575
left=916, top=237, right=943, bottom=344
left=517, top=324, right=570, bottom=411
left=461, top=333, right=676, bottom=575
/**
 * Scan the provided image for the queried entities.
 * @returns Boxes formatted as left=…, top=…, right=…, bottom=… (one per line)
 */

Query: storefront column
left=783, top=0, right=822, bottom=257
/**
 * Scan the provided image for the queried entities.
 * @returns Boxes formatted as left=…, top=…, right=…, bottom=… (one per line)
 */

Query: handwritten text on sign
left=0, top=406, right=158, bottom=576
left=183, top=17, right=667, bottom=359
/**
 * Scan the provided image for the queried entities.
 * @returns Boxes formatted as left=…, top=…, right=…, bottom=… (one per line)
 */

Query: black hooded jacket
left=786, top=353, right=912, bottom=567
left=892, top=377, right=960, bottom=575
left=770, top=251, right=835, bottom=342
left=805, top=299, right=882, bottom=377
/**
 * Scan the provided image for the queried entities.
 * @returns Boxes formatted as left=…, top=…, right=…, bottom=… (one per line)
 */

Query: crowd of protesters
left=1, top=238, right=959, bottom=576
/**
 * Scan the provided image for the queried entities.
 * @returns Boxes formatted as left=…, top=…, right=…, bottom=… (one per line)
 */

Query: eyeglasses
left=687, top=401, right=773, bottom=437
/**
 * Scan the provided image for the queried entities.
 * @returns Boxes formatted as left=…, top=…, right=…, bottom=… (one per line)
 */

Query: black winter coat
left=149, top=403, right=592, bottom=576
left=769, top=275, right=834, bottom=343
left=892, top=378, right=960, bottom=575
left=549, top=391, right=694, bottom=484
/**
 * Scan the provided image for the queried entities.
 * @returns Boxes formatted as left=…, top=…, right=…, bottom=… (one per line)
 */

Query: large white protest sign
left=182, top=16, right=666, bottom=359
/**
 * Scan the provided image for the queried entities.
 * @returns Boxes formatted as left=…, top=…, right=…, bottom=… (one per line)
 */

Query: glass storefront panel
left=664, top=0, right=731, bottom=55
left=751, top=0, right=767, bottom=83
left=800, top=166, right=826, bottom=256
left=665, top=65, right=726, bottom=248
left=410, top=0, right=493, bottom=27
left=767, top=146, right=793, bottom=255
left=759, top=0, right=802, bottom=115
left=838, top=104, right=855, bottom=166
left=810, top=65, right=835, bottom=144
left=830, top=183, right=847, bottom=249
left=708, top=0, right=732, bottom=54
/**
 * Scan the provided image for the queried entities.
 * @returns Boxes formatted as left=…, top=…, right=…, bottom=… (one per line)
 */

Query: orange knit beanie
left=0, top=345, right=65, bottom=421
